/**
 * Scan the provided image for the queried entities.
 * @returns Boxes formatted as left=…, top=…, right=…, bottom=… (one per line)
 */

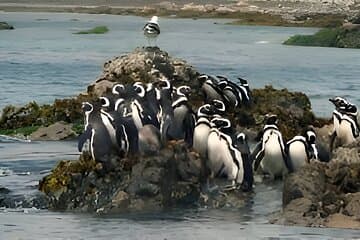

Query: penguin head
left=133, top=82, right=146, bottom=98
left=197, top=104, right=216, bottom=117
left=264, top=114, right=278, bottom=125
left=99, top=96, right=113, bottom=112
left=329, top=97, right=349, bottom=110
left=112, top=84, right=125, bottom=95
left=82, top=102, right=94, bottom=114
left=211, top=99, right=226, bottom=114
left=236, top=132, right=247, bottom=144
left=197, top=74, right=209, bottom=84
left=237, top=77, right=249, bottom=87
left=306, top=129, right=317, bottom=144
left=211, top=117, right=231, bottom=130
left=177, top=85, right=191, bottom=97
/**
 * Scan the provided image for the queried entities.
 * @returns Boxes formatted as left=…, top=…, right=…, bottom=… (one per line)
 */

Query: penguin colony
left=78, top=16, right=359, bottom=191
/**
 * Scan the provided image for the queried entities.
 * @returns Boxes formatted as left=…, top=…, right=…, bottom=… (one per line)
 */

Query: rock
left=277, top=141, right=360, bottom=228
left=344, top=192, right=360, bottom=218
left=283, top=163, right=326, bottom=206
left=0, top=22, right=14, bottom=30
left=30, top=121, right=75, bottom=140
left=325, top=213, right=360, bottom=229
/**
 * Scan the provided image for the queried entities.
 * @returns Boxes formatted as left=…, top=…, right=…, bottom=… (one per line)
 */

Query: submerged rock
left=273, top=139, right=360, bottom=229
left=0, top=22, right=14, bottom=30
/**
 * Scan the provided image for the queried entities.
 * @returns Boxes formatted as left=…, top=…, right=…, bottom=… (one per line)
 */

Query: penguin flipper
left=78, top=126, right=92, bottom=152
left=252, top=142, right=264, bottom=171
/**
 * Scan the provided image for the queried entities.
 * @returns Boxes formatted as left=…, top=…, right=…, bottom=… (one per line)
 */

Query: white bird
left=143, top=16, right=160, bottom=46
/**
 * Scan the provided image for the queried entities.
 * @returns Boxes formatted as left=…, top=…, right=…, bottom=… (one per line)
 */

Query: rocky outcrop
left=30, top=121, right=75, bottom=141
left=272, top=139, right=360, bottom=229
left=39, top=141, right=250, bottom=212
left=0, top=22, right=14, bottom=30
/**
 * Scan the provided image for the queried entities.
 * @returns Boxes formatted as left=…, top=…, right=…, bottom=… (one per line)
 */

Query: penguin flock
left=78, top=16, right=359, bottom=191
left=78, top=72, right=360, bottom=191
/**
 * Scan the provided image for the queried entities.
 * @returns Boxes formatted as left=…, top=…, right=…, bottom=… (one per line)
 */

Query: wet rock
left=0, top=22, right=14, bottom=30
left=283, top=162, right=325, bottom=206
left=30, top=121, right=75, bottom=140
left=274, top=139, right=360, bottom=229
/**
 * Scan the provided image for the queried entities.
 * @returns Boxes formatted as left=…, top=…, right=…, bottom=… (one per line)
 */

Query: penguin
left=193, top=104, right=216, bottom=158
left=130, top=82, right=160, bottom=129
left=216, top=75, right=252, bottom=107
left=78, top=102, right=118, bottom=163
left=199, top=74, right=225, bottom=103
left=285, top=129, right=319, bottom=172
left=169, top=85, right=195, bottom=146
left=329, top=97, right=359, bottom=152
left=252, top=114, right=288, bottom=180
left=234, top=133, right=253, bottom=191
left=211, top=99, right=226, bottom=116
left=206, top=117, right=244, bottom=190
left=99, top=96, right=139, bottom=156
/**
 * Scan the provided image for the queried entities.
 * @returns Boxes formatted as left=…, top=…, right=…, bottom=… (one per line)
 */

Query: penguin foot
left=222, top=184, right=237, bottom=192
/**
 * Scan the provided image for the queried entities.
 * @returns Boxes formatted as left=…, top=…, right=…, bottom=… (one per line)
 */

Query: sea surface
left=1, top=12, right=360, bottom=239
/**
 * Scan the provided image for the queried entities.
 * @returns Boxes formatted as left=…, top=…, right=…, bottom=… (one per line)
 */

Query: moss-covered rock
left=283, top=27, right=360, bottom=49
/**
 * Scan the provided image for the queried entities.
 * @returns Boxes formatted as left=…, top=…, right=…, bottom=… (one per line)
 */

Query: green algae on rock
left=74, top=26, right=109, bottom=34
left=283, top=26, right=360, bottom=49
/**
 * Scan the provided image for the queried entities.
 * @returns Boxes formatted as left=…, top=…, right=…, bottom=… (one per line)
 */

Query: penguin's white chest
left=193, top=123, right=211, bottom=157
left=207, top=131, right=238, bottom=181
left=338, top=120, right=356, bottom=145
left=261, top=135, right=286, bottom=178
left=288, top=141, right=307, bottom=171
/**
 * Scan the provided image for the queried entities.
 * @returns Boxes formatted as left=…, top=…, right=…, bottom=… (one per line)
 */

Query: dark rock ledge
left=272, top=139, right=360, bottom=229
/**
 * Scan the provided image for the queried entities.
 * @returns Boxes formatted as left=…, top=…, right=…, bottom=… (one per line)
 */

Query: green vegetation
left=71, top=123, right=84, bottom=135
left=284, top=27, right=360, bottom=49
left=74, top=26, right=109, bottom=34
left=0, top=125, right=40, bottom=136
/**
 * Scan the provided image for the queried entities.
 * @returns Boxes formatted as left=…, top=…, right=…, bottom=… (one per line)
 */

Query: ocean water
left=1, top=12, right=360, bottom=239
left=1, top=12, right=359, bottom=117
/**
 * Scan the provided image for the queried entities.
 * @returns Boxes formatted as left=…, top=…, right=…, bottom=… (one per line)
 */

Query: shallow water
left=1, top=12, right=360, bottom=239
left=1, top=12, right=359, bottom=117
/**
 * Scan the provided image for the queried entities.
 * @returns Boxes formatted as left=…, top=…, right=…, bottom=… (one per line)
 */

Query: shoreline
left=1, top=1, right=358, bottom=27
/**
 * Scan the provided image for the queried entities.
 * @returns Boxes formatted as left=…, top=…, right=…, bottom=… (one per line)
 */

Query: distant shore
left=1, top=1, right=359, bottom=27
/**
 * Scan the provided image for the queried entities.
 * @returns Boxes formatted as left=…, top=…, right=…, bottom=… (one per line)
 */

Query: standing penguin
left=193, top=104, right=216, bottom=158
left=285, top=129, right=319, bottom=172
left=206, top=117, right=243, bottom=189
left=233, top=133, right=253, bottom=191
left=329, top=97, right=359, bottom=152
left=78, top=102, right=119, bottom=164
left=169, top=85, right=195, bottom=146
left=199, top=74, right=226, bottom=103
left=252, top=114, right=288, bottom=180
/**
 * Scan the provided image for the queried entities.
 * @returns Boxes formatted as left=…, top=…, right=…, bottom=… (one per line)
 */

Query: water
left=1, top=12, right=359, bottom=117
left=1, top=12, right=360, bottom=238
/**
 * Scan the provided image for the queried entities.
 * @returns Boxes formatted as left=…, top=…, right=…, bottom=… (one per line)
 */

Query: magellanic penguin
left=143, top=16, right=160, bottom=46
left=285, top=129, right=319, bottom=172
left=78, top=102, right=118, bottom=163
left=329, top=98, right=359, bottom=152
left=193, top=104, right=216, bottom=158
left=199, top=74, right=226, bottom=103
left=169, top=85, right=196, bottom=146
left=206, top=117, right=243, bottom=189
left=99, top=96, right=139, bottom=156
left=233, top=132, right=253, bottom=191
left=252, top=114, right=288, bottom=180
